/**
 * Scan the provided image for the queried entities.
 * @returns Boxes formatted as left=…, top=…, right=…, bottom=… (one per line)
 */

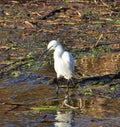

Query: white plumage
left=47, top=40, right=74, bottom=81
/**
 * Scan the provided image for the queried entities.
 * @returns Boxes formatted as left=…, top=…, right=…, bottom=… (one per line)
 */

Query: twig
left=100, top=0, right=111, bottom=8
left=4, top=105, right=19, bottom=114
left=4, top=102, right=29, bottom=114
left=63, top=103, right=79, bottom=109
left=41, top=7, right=70, bottom=20
left=95, top=34, right=103, bottom=47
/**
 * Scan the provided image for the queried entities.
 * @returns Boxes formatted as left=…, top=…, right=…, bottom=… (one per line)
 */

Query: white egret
left=47, top=40, right=74, bottom=94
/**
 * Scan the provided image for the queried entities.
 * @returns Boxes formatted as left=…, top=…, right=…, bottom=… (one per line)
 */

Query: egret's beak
left=39, top=48, right=49, bottom=58
left=38, top=46, right=52, bottom=60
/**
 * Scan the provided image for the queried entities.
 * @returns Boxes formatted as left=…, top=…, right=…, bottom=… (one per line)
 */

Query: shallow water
left=0, top=70, right=120, bottom=126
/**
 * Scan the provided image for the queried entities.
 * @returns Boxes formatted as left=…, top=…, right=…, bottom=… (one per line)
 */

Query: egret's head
left=47, top=40, right=61, bottom=51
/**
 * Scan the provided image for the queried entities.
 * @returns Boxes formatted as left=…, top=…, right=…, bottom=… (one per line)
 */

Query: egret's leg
left=56, top=78, right=59, bottom=95
left=71, top=78, right=75, bottom=88
left=66, top=80, right=70, bottom=95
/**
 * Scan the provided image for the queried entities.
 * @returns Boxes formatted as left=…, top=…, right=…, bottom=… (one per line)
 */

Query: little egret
left=47, top=40, right=74, bottom=94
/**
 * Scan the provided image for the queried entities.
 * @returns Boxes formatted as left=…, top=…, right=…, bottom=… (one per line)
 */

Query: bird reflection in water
left=54, top=111, right=75, bottom=127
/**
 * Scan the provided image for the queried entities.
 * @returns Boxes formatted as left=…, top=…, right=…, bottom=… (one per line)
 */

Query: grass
left=31, top=106, right=71, bottom=111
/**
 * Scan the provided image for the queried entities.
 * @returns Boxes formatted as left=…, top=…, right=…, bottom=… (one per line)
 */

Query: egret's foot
left=56, top=85, right=60, bottom=96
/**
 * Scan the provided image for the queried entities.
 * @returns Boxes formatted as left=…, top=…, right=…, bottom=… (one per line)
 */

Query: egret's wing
left=62, top=51, right=74, bottom=72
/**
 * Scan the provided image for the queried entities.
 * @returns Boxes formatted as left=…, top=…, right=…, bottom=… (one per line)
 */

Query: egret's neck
left=54, top=45, right=64, bottom=59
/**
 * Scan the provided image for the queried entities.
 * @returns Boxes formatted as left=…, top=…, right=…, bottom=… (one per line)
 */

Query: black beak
left=38, top=46, right=53, bottom=60
left=39, top=48, right=49, bottom=58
